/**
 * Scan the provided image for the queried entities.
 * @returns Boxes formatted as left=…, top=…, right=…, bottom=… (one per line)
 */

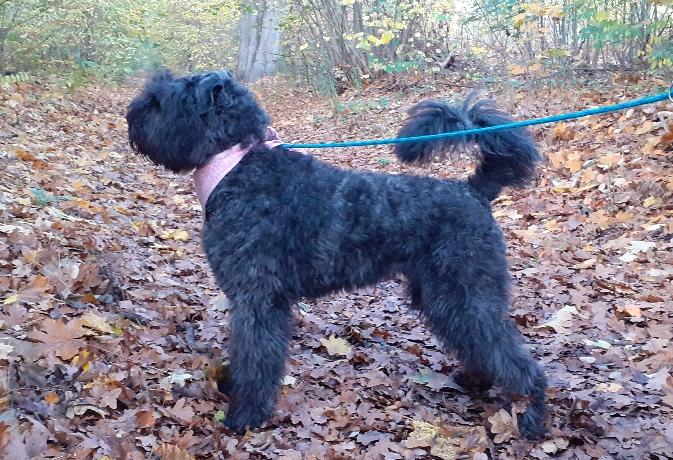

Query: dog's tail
left=394, top=96, right=541, bottom=201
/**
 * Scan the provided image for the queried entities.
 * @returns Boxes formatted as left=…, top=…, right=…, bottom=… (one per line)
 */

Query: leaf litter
left=0, top=74, right=672, bottom=458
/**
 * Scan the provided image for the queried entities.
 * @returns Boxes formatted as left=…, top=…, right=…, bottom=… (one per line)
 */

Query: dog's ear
left=196, top=72, right=231, bottom=113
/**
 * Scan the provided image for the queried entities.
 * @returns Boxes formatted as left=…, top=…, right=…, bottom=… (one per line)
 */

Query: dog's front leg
left=223, top=294, right=292, bottom=433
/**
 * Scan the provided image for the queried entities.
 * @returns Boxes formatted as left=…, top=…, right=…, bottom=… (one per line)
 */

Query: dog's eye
left=149, top=95, right=161, bottom=110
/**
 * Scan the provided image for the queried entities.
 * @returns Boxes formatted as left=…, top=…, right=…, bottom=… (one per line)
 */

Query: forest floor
left=0, top=72, right=672, bottom=459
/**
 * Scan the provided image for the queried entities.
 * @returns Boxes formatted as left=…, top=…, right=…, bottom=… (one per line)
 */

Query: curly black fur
left=126, top=70, right=547, bottom=439
left=126, top=70, right=270, bottom=172
left=394, top=97, right=541, bottom=201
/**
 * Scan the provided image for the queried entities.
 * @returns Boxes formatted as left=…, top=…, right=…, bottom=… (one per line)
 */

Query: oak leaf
left=28, top=318, right=86, bottom=360
left=320, top=336, right=352, bottom=356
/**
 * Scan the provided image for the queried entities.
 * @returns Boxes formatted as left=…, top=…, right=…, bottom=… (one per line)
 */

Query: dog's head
left=126, top=70, right=270, bottom=172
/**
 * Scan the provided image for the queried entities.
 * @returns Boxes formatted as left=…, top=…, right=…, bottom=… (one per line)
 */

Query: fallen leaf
left=594, top=382, right=623, bottom=392
left=541, top=438, right=570, bottom=454
left=80, top=312, right=115, bottom=334
left=66, top=404, right=109, bottom=419
left=168, top=370, right=193, bottom=387
left=160, top=444, right=195, bottom=460
left=646, top=367, right=671, bottom=391
left=159, top=229, right=191, bottom=241
left=164, top=398, right=195, bottom=424
left=405, top=421, right=459, bottom=459
left=15, top=275, right=53, bottom=305
left=535, top=305, right=577, bottom=334
left=320, top=335, right=352, bottom=356
left=28, top=318, right=86, bottom=360
left=44, top=392, right=60, bottom=405
left=488, top=409, right=518, bottom=443
left=643, top=196, right=657, bottom=207
left=136, top=410, right=157, bottom=429
left=0, top=343, right=13, bottom=360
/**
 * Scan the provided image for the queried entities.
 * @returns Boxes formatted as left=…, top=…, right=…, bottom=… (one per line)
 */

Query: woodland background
left=1, top=0, right=673, bottom=459
left=1, top=0, right=672, bottom=90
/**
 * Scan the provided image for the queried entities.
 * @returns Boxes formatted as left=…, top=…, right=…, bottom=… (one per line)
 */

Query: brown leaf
left=552, top=123, right=574, bottom=141
left=488, top=409, right=519, bottom=443
left=74, top=263, right=103, bottom=292
left=159, top=444, right=195, bottom=460
left=16, top=275, right=53, bottom=305
left=0, top=305, right=28, bottom=328
left=96, top=388, right=122, bottom=409
left=136, top=410, right=157, bottom=429
left=164, top=398, right=195, bottom=424
left=28, top=318, right=86, bottom=360
left=0, top=422, right=10, bottom=451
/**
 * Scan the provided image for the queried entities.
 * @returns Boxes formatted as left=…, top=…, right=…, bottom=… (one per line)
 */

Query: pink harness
left=193, top=128, right=282, bottom=213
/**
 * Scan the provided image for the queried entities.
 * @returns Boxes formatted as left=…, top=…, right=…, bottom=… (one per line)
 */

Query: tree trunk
left=236, top=0, right=284, bottom=82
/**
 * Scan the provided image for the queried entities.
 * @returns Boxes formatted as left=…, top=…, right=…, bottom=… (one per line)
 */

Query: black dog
left=126, top=70, right=547, bottom=439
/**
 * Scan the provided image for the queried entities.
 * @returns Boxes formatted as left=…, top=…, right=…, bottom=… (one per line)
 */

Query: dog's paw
left=223, top=417, right=249, bottom=435
left=518, top=420, right=547, bottom=441
left=517, top=407, right=547, bottom=441
left=223, top=409, right=268, bottom=434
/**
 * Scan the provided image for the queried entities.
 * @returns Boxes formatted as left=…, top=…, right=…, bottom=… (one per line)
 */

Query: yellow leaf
left=160, top=229, right=191, bottom=241
left=643, top=196, right=657, bottom=208
left=81, top=312, right=115, bottom=334
left=3, top=295, right=18, bottom=305
left=72, top=180, right=88, bottom=194
left=547, top=150, right=565, bottom=169
left=512, top=12, right=527, bottom=26
left=45, top=392, right=60, bottom=405
left=379, top=30, right=394, bottom=45
left=595, top=382, right=623, bottom=392
left=320, top=336, right=352, bottom=356
left=508, top=64, right=527, bottom=76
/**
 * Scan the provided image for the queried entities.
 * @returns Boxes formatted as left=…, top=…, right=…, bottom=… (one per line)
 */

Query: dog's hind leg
left=222, top=293, right=292, bottom=433
left=409, top=271, right=547, bottom=440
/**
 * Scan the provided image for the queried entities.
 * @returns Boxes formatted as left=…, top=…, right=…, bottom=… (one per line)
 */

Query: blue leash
left=280, top=88, right=673, bottom=149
